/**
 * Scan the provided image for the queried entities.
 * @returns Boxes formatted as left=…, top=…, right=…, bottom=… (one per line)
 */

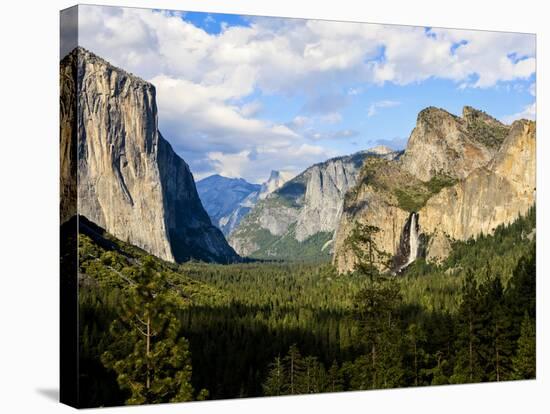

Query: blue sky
left=77, top=5, right=536, bottom=183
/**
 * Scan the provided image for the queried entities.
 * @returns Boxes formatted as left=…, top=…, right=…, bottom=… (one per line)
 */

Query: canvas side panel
left=60, top=5, right=79, bottom=408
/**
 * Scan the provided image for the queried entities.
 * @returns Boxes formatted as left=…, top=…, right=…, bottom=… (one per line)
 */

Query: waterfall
left=406, top=213, right=419, bottom=266
left=394, top=212, right=421, bottom=273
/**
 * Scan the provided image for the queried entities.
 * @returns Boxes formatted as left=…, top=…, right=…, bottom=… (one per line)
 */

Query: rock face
left=333, top=106, right=535, bottom=274
left=229, top=148, right=400, bottom=259
left=60, top=47, right=237, bottom=263
left=400, top=106, right=509, bottom=181
left=332, top=157, right=415, bottom=273
left=196, top=175, right=261, bottom=236
left=418, top=120, right=535, bottom=241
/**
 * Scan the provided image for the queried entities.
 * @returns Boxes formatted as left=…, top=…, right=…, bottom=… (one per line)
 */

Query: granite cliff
left=229, top=147, right=400, bottom=259
left=60, top=47, right=238, bottom=263
left=333, top=107, right=535, bottom=273
left=400, top=106, right=509, bottom=181
left=418, top=119, right=535, bottom=257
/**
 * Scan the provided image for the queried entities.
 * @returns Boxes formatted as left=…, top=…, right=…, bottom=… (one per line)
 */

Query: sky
left=77, top=5, right=536, bottom=184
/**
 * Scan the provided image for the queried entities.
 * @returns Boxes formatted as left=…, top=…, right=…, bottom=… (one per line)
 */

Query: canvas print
left=60, top=4, right=536, bottom=408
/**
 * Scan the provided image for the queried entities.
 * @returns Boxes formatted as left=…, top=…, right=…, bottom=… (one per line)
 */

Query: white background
left=0, top=0, right=547, bottom=412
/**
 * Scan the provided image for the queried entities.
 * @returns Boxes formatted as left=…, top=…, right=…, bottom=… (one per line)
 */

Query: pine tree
left=512, top=314, right=536, bottom=379
left=451, top=270, right=483, bottom=384
left=101, top=257, right=196, bottom=404
left=376, top=324, right=404, bottom=388
left=283, top=344, right=305, bottom=395
left=263, top=356, right=286, bottom=396
left=406, top=323, right=427, bottom=386
left=477, top=273, right=513, bottom=381
left=347, top=222, right=403, bottom=389
left=346, top=223, right=392, bottom=279
left=299, top=355, right=326, bottom=393
left=427, top=351, right=449, bottom=385
left=506, top=245, right=536, bottom=332
left=327, top=361, right=344, bottom=393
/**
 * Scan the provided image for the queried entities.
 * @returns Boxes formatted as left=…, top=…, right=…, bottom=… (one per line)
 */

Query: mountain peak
left=268, top=170, right=281, bottom=179
left=401, top=105, right=508, bottom=181
left=462, top=105, right=505, bottom=127
left=416, top=106, right=458, bottom=125
left=259, top=170, right=294, bottom=200
left=65, top=46, right=151, bottom=89
left=61, top=47, right=237, bottom=263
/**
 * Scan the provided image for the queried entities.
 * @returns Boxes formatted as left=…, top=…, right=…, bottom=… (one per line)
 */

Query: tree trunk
left=146, top=315, right=151, bottom=390
left=495, top=322, right=500, bottom=382
left=372, top=342, right=376, bottom=389
left=469, top=318, right=473, bottom=382
left=290, top=354, right=294, bottom=394
left=414, top=341, right=418, bottom=386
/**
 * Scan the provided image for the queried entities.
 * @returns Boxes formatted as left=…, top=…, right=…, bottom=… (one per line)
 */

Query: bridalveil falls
left=394, top=212, right=420, bottom=272
left=406, top=212, right=419, bottom=267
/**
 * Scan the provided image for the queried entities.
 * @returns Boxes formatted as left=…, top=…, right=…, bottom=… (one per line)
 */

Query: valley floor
left=76, top=208, right=536, bottom=406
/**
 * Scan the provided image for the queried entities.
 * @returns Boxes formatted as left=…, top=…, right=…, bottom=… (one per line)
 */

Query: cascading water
left=405, top=212, right=419, bottom=267
left=394, top=212, right=420, bottom=272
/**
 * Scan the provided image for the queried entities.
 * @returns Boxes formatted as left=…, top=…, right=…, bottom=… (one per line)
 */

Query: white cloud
left=502, top=102, right=536, bottom=124
left=77, top=5, right=536, bottom=181
left=320, top=112, right=343, bottom=124
left=304, top=129, right=359, bottom=141
left=367, top=100, right=401, bottom=117
left=501, top=80, right=536, bottom=123
left=152, top=75, right=298, bottom=156
left=206, top=143, right=337, bottom=183
left=239, top=101, right=263, bottom=118
left=79, top=6, right=535, bottom=94
left=287, top=116, right=311, bottom=129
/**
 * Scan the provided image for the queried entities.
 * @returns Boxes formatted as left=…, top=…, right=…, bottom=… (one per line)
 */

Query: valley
left=61, top=46, right=537, bottom=407
left=76, top=208, right=535, bottom=405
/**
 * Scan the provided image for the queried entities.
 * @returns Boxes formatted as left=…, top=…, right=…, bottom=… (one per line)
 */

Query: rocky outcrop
left=230, top=148, right=400, bottom=259
left=400, top=106, right=509, bottom=181
left=332, top=157, right=415, bottom=273
left=333, top=106, right=534, bottom=274
left=418, top=119, right=535, bottom=241
left=60, top=47, right=237, bottom=263
left=425, top=230, right=452, bottom=264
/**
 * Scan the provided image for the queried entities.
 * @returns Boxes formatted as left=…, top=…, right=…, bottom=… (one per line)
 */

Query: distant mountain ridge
left=60, top=47, right=238, bottom=264
left=60, top=48, right=534, bottom=270
left=229, top=146, right=401, bottom=260
left=197, top=170, right=294, bottom=237
left=196, top=175, right=261, bottom=236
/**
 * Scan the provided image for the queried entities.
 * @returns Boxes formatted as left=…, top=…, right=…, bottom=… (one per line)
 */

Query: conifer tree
left=327, top=361, right=344, bottom=393
left=263, top=356, right=286, bottom=396
left=347, top=222, right=403, bottom=389
left=101, top=257, right=196, bottom=404
left=512, top=314, right=536, bottom=380
left=506, top=245, right=536, bottom=327
left=283, top=344, right=305, bottom=395
left=346, top=223, right=391, bottom=279
left=451, top=270, right=483, bottom=384
left=406, top=323, right=427, bottom=386
left=478, top=273, right=513, bottom=381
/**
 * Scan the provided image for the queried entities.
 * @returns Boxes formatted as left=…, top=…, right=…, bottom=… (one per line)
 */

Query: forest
left=77, top=207, right=536, bottom=407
